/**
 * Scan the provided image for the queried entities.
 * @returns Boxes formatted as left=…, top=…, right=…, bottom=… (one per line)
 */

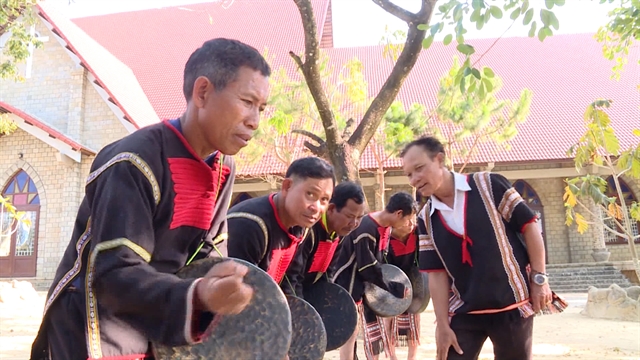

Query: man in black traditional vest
left=401, top=136, right=566, bottom=360
left=284, top=180, right=367, bottom=296
left=31, top=38, right=272, bottom=360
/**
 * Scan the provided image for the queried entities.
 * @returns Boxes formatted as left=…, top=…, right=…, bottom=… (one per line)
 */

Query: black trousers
left=31, top=288, right=88, bottom=360
left=447, top=309, right=533, bottom=360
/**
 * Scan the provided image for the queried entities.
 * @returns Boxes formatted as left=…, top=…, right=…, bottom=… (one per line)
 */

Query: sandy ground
left=0, top=293, right=638, bottom=360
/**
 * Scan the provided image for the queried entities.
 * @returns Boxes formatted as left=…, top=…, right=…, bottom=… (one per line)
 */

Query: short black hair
left=400, top=136, right=445, bottom=159
left=183, top=38, right=272, bottom=101
left=385, top=191, right=418, bottom=216
left=285, top=157, right=335, bottom=185
left=330, top=181, right=365, bottom=211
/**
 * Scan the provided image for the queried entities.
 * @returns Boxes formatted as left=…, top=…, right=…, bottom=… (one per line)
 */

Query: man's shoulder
left=227, top=195, right=274, bottom=229
left=92, top=123, right=166, bottom=167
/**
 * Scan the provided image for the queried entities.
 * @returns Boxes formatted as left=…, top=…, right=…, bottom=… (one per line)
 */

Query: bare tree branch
left=349, top=0, right=436, bottom=153
left=289, top=51, right=304, bottom=70
left=291, top=129, right=327, bottom=157
left=342, top=118, right=356, bottom=141
left=372, top=0, right=417, bottom=23
left=292, top=0, right=341, bottom=148
left=292, top=129, right=325, bottom=145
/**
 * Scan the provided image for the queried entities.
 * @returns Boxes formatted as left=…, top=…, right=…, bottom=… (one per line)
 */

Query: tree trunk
left=328, top=141, right=360, bottom=183
left=374, top=167, right=386, bottom=211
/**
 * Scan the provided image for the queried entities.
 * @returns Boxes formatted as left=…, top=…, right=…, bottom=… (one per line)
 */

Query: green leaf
left=470, top=8, right=482, bottom=22
left=431, top=23, right=440, bottom=36
left=545, top=0, right=555, bottom=9
left=529, top=21, right=538, bottom=37
left=603, top=127, right=620, bottom=155
left=510, top=7, right=521, bottom=20
left=443, top=34, right=453, bottom=46
left=483, top=67, right=495, bottom=78
left=555, top=0, right=566, bottom=6
left=538, top=26, right=552, bottom=41
left=483, top=77, right=494, bottom=92
left=456, top=43, right=476, bottom=56
left=417, top=24, right=429, bottom=31
left=490, top=6, right=503, bottom=19
left=422, top=36, right=434, bottom=49
left=540, top=9, right=552, bottom=27
left=549, top=11, right=560, bottom=30
left=471, top=68, right=482, bottom=80
left=460, top=76, right=466, bottom=94
left=523, top=8, right=534, bottom=25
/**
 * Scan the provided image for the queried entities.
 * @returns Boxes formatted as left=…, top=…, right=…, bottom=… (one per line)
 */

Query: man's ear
left=327, top=203, right=336, bottom=214
left=281, top=178, right=293, bottom=194
left=435, top=152, right=446, bottom=167
left=191, top=76, right=212, bottom=109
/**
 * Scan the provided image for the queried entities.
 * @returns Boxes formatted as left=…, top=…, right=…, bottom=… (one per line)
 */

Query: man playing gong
left=331, top=191, right=419, bottom=360
left=30, top=38, right=271, bottom=360
left=383, top=218, right=421, bottom=360
left=223, top=156, right=335, bottom=287
left=401, top=136, right=566, bottom=360
left=283, top=180, right=367, bottom=296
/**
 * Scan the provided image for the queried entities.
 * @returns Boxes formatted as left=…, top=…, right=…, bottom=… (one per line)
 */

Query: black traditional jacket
left=32, top=119, right=235, bottom=359
left=331, top=214, right=391, bottom=302
left=284, top=214, right=340, bottom=296
left=224, top=194, right=308, bottom=285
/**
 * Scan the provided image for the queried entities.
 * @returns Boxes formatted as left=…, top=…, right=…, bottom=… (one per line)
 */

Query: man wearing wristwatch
left=401, top=136, right=567, bottom=360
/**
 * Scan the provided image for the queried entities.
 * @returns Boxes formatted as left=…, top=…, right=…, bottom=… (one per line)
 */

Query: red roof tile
left=68, top=3, right=639, bottom=176
left=0, top=101, right=95, bottom=154
left=71, top=0, right=330, bottom=121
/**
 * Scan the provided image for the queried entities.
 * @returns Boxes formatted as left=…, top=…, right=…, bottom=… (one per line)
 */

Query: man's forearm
left=428, top=271, right=451, bottom=325
left=523, top=222, right=546, bottom=273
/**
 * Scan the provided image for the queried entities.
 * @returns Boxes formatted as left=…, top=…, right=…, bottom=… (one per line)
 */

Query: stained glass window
left=1, top=170, right=40, bottom=258
left=513, top=180, right=542, bottom=206
left=2, top=170, right=40, bottom=206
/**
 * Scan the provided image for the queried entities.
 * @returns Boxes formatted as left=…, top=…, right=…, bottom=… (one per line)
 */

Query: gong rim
left=363, top=264, right=412, bottom=317
left=152, top=257, right=292, bottom=360
left=303, top=281, right=358, bottom=351
left=406, top=266, right=430, bottom=314
left=286, top=295, right=327, bottom=360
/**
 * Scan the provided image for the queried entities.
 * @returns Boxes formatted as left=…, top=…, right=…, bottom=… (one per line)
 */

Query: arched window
left=602, top=176, right=639, bottom=245
left=230, top=192, right=252, bottom=208
left=513, top=180, right=548, bottom=262
left=0, top=170, right=40, bottom=277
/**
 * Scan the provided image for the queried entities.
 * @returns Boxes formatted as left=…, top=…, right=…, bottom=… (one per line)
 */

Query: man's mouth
left=302, top=214, right=317, bottom=223
left=236, top=134, right=251, bottom=146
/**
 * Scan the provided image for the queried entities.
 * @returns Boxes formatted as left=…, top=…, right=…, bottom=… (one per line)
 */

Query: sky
left=46, top=0, right=618, bottom=47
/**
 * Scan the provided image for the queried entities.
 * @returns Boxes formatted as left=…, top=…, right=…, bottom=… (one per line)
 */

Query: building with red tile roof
left=0, top=0, right=637, bottom=285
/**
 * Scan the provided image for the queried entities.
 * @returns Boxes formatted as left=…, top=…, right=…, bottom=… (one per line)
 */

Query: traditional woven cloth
left=390, top=312, right=420, bottom=348
left=357, top=303, right=391, bottom=360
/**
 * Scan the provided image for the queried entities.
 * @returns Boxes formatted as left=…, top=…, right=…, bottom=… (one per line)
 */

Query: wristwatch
left=531, top=271, right=549, bottom=286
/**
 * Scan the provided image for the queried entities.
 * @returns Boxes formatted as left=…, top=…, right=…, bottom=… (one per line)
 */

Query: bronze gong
left=152, top=257, right=292, bottom=360
left=406, top=266, right=430, bottom=314
left=363, top=264, right=412, bottom=317
left=286, top=295, right=327, bottom=360
left=303, top=281, right=358, bottom=351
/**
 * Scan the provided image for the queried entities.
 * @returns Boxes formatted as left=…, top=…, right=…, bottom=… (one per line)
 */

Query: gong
left=286, top=295, right=327, bottom=360
left=303, top=281, right=358, bottom=351
left=363, top=264, right=412, bottom=317
left=152, top=257, right=291, bottom=360
left=406, top=266, right=430, bottom=314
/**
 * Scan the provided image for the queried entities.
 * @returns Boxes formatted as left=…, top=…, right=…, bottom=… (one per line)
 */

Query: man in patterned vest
left=401, top=136, right=566, bottom=360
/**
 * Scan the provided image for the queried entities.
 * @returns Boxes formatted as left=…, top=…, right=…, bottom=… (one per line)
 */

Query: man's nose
left=246, top=111, right=260, bottom=130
